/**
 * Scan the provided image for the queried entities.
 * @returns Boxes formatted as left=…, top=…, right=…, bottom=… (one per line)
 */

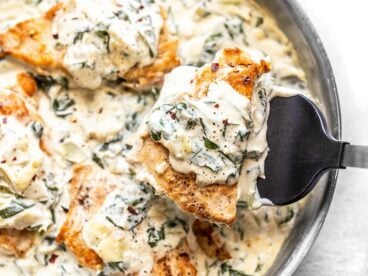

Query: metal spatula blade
left=257, top=94, right=368, bottom=206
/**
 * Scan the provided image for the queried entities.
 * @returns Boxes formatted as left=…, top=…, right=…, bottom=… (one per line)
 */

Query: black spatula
left=257, top=94, right=368, bottom=205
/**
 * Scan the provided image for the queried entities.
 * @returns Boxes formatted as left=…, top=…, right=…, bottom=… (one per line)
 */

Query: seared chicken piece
left=56, top=165, right=115, bottom=270
left=57, top=165, right=197, bottom=273
left=152, top=240, right=197, bottom=276
left=0, top=89, right=52, bottom=256
left=0, top=3, right=179, bottom=90
left=135, top=48, right=270, bottom=225
left=0, top=229, right=35, bottom=257
left=192, top=220, right=230, bottom=260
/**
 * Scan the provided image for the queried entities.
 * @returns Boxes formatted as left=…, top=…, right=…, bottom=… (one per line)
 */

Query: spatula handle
left=341, top=144, right=368, bottom=169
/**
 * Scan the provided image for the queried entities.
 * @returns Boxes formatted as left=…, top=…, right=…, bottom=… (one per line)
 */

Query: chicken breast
left=135, top=48, right=271, bottom=225
left=0, top=229, right=35, bottom=257
left=152, top=240, right=197, bottom=276
left=57, top=164, right=197, bottom=273
left=56, top=165, right=115, bottom=270
left=0, top=89, right=52, bottom=256
left=0, top=2, right=179, bottom=91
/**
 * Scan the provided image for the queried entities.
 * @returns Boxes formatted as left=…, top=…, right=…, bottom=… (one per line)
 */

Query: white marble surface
left=294, top=0, right=368, bottom=275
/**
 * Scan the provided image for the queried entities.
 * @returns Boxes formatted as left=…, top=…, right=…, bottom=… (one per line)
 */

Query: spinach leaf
left=0, top=200, right=34, bottom=219
left=150, top=131, right=162, bottom=141
left=31, top=121, right=44, bottom=138
left=92, top=153, right=104, bottom=169
left=31, top=74, right=69, bottom=92
left=147, top=225, right=165, bottom=247
left=52, top=97, right=75, bottom=117
left=278, top=207, right=295, bottom=226
left=220, top=263, right=252, bottom=276
left=204, top=137, right=219, bottom=150
left=107, top=261, right=129, bottom=272
left=95, top=30, right=110, bottom=53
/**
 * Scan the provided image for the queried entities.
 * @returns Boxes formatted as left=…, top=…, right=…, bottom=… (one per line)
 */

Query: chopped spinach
left=244, top=151, right=263, bottom=161
left=73, top=30, right=89, bottom=44
left=204, top=137, right=219, bottom=150
left=92, top=153, right=104, bottom=169
left=52, top=97, right=75, bottom=117
left=107, top=261, right=129, bottom=272
left=106, top=216, right=124, bottom=230
left=255, top=17, right=264, bottom=27
left=31, top=121, right=44, bottom=138
left=278, top=207, right=295, bottom=226
left=31, top=73, right=68, bottom=92
left=31, top=74, right=57, bottom=92
left=95, top=30, right=111, bottom=53
left=0, top=200, right=34, bottom=219
left=220, top=263, right=252, bottom=276
left=147, top=225, right=165, bottom=247
left=150, top=131, right=162, bottom=141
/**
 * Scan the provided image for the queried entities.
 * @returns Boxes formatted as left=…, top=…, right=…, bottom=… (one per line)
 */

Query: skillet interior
left=257, top=0, right=341, bottom=275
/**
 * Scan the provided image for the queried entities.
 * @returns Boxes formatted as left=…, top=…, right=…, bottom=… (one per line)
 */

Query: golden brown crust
left=137, top=48, right=270, bottom=225
left=195, top=48, right=270, bottom=99
left=0, top=4, right=64, bottom=70
left=17, top=72, right=38, bottom=97
left=138, top=137, right=237, bottom=225
left=192, top=220, right=230, bottom=260
left=0, top=90, right=30, bottom=121
left=152, top=241, right=197, bottom=276
left=0, top=229, right=36, bottom=257
left=56, top=165, right=117, bottom=270
left=0, top=4, right=179, bottom=91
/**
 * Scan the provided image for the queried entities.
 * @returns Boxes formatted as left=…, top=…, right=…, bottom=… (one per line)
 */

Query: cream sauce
left=0, top=0, right=309, bottom=275
left=52, top=0, right=163, bottom=89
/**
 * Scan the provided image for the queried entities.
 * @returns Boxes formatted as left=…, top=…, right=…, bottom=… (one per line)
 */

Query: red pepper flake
left=243, top=76, right=251, bottom=85
left=12, top=156, right=17, bottom=161
left=169, top=111, right=176, bottom=120
left=222, top=119, right=229, bottom=125
left=2, top=117, right=7, bottom=124
left=211, top=63, right=220, bottom=72
left=52, top=33, right=59, bottom=39
left=127, top=206, right=138, bottom=215
left=49, top=254, right=58, bottom=264
left=214, top=103, right=220, bottom=109
left=32, top=174, right=37, bottom=181
left=1, top=160, right=6, bottom=164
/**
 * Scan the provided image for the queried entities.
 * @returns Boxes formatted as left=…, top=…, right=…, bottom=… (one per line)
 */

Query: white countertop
left=295, top=0, right=368, bottom=275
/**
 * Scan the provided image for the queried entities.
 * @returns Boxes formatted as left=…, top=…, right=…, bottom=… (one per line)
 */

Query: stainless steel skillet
left=257, top=0, right=340, bottom=274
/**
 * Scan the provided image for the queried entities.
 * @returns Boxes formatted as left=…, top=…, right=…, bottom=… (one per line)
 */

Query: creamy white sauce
left=0, top=0, right=310, bottom=275
left=146, top=65, right=270, bottom=187
left=53, top=0, right=163, bottom=89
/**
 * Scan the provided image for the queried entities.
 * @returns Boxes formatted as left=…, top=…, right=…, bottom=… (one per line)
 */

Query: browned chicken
left=0, top=4, right=180, bottom=91
left=136, top=48, right=271, bottom=225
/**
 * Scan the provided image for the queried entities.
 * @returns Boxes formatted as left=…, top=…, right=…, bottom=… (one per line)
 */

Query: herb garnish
left=278, top=207, right=295, bottom=225
left=150, top=131, right=162, bottom=141
left=31, top=121, right=44, bottom=138
left=220, top=263, right=252, bottom=276
left=95, top=30, right=111, bottom=53
left=108, top=261, right=129, bottom=272
left=147, top=225, right=165, bottom=247
left=52, top=97, right=75, bottom=117
left=204, top=137, right=219, bottom=150
left=92, top=153, right=104, bottom=168
left=0, top=200, right=34, bottom=219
